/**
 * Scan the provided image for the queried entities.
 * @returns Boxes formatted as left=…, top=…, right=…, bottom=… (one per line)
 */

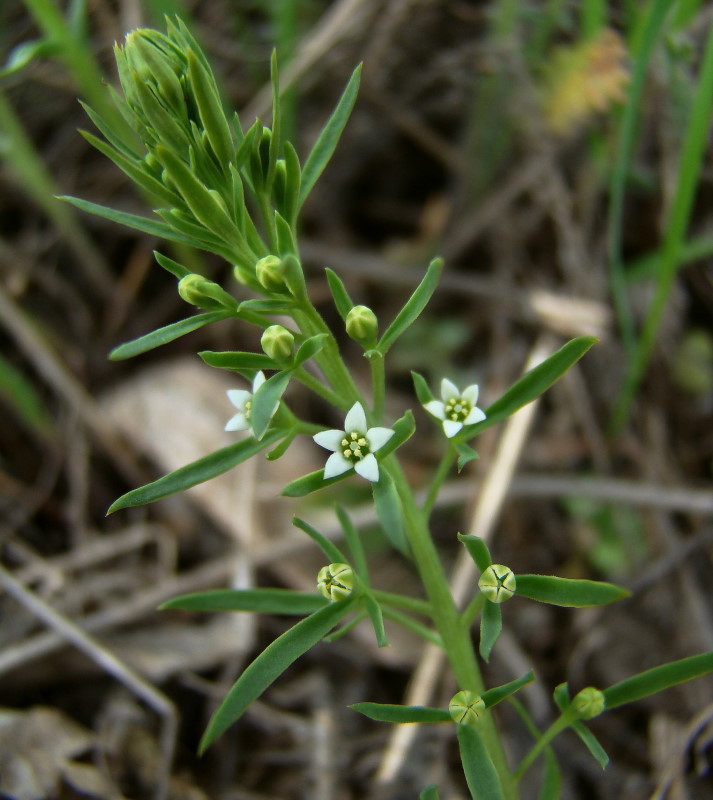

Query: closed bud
left=346, top=305, right=378, bottom=346
left=256, top=255, right=287, bottom=292
left=317, top=563, right=354, bottom=602
left=478, top=564, right=516, bottom=604
left=178, top=274, right=236, bottom=310
left=449, top=690, right=485, bottom=726
left=261, top=325, right=295, bottom=362
left=572, top=687, right=606, bottom=719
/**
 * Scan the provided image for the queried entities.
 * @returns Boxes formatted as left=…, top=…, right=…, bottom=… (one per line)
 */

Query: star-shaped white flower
left=313, top=402, right=394, bottom=483
left=225, top=371, right=269, bottom=432
left=423, top=379, right=486, bottom=438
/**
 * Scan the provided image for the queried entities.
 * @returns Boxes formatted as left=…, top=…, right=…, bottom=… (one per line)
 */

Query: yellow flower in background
left=541, top=29, right=630, bottom=135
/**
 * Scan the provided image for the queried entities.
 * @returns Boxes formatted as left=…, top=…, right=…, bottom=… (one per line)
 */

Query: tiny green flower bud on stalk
left=261, top=325, right=295, bottom=361
left=449, top=690, right=486, bottom=726
left=572, top=687, right=606, bottom=719
left=177, top=274, right=237, bottom=310
left=346, top=305, right=378, bottom=346
left=478, top=564, right=517, bottom=604
left=317, top=563, right=354, bottom=602
left=256, top=255, right=286, bottom=292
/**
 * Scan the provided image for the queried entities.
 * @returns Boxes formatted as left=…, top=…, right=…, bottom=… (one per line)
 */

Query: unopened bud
left=177, top=274, right=236, bottom=310
left=256, top=255, right=286, bottom=292
left=478, top=564, right=516, bottom=604
left=449, top=690, right=485, bottom=726
left=346, top=305, right=378, bottom=346
left=572, top=687, right=605, bottom=719
left=317, top=563, right=354, bottom=602
left=261, top=325, right=295, bottom=362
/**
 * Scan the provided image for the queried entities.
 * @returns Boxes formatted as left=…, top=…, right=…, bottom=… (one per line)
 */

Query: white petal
left=367, top=426, right=395, bottom=452
left=441, top=378, right=460, bottom=401
left=252, top=371, right=266, bottom=392
left=423, top=400, right=446, bottom=420
left=464, top=406, right=486, bottom=426
left=344, top=402, right=367, bottom=433
left=324, top=452, right=352, bottom=479
left=227, top=389, right=252, bottom=411
left=443, top=419, right=463, bottom=438
left=225, top=413, right=249, bottom=431
left=355, top=453, right=379, bottom=482
left=313, top=429, right=345, bottom=452
left=461, top=384, right=480, bottom=405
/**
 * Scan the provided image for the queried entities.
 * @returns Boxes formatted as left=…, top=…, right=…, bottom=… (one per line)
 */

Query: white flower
left=423, top=378, right=486, bottom=438
left=313, top=402, right=394, bottom=483
left=225, top=371, right=269, bottom=432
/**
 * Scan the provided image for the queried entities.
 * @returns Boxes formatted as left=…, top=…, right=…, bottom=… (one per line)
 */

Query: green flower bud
left=449, top=690, right=486, bottom=726
left=478, top=564, right=516, bottom=604
left=346, top=305, right=378, bottom=346
left=256, top=255, right=287, bottom=292
left=572, top=687, right=606, bottom=719
left=317, top=563, right=354, bottom=602
left=177, top=274, right=236, bottom=310
left=261, top=325, right=295, bottom=362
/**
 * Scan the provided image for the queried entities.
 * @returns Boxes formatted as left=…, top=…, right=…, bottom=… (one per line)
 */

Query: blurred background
left=1, top=1, right=712, bottom=798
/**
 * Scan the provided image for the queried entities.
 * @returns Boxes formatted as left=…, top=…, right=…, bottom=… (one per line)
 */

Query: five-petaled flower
left=225, top=371, right=274, bottom=433
left=423, top=379, right=486, bottom=438
left=313, top=402, right=394, bottom=483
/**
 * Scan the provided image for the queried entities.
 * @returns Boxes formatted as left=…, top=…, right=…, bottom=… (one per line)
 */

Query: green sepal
left=292, top=517, right=350, bottom=564
left=293, top=334, right=328, bottom=367
left=482, top=671, right=535, bottom=708
left=411, top=370, right=434, bottom=406
left=187, top=48, right=234, bottom=170
left=199, top=350, right=278, bottom=372
left=377, top=258, right=444, bottom=354
left=479, top=599, right=502, bottom=662
left=455, top=441, right=479, bottom=472
left=325, top=268, right=354, bottom=321
left=420, top=786, right=440, bottom=800
left=160, top=588, right=328, bottom=615
left=154, top=251, right=192, bottom=279
left=363, top=593, right=388, bottom=647
left=199, top=598, right=355, bottom=753
left=457, top=723, right=506, bottom=800
left=252, top=370, right=291, bottom=440
left=603, top=651, right=713, bottom=710
left=350, top=703, right=451, bottom=724
left=299, top=63, right=362, bottom=206
left=109, top=311, right=233, bottom=360
left=107, top=429, right=283, bottom=513
left=457, top=534, right=493, bottom=574
left=372, top=469, right=409, bottom=555
left=457, top=336, right=598, bottom=441
left=514, top=575, right=630, bottom=607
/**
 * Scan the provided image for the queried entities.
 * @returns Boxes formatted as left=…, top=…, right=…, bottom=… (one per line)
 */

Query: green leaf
left=282, top=141, right=301, bottom=226
left=275, top=210, right=297, bottom=255
left=571, top=720, right=609, bottom=770
left=482, top=671, right=535, bottom=709
left=199, top=598, right=355, bottom=752
left=455, top=441, right=479, bottom=472
left=373, top=471, right=409, bottom=555
left=336, top=505, right=369, bottom=581
left=479, top=600, right=502, bottom=663
left=515, top=575, right=630, bottom=607
left=200, top=350, right=278, bottom=372
left=457, top=534, right=493, bottom=573
left=293, top=334, right=328, bottom=367
left=603, top=651, right=713, bottom=710
left=161, top=588, right=328, bottom=615
left=411, top=370, right=434, bottom=406
left=325, top=268, right=354, bottom=321
left=267, top=49, right=282, bottom=190
left=377, top=258, right=444, bottom=354
left=292, top=517, right=350, bottom=564
left=109, top=312, right=232, bottom=360
left=350, top=703, right=451, bottom=724
left=238, top=299, right=295, bottom=314
left=252, top=370, right=291, bottom=440
left=363, top=593, right=388, bottom=647
left=459, top=337, right=598, bottom=439
left=187, top=48, right=234, bottom=170
left=154, top=251, right=192, bottom=279
left=553, top=683, right=570, bottom=712
left=0, top=353, right=54, bottom=436
left=457, top=723, right=506, bottom=800
left=538, top=751, right=562, bottom=800
left=108, top=430, right=283, bottom=513
left=300, top=63, right=362, bottom=206
left=377, top=410, right=416, bottom=460
left=420, top=786, right=440, bottom=800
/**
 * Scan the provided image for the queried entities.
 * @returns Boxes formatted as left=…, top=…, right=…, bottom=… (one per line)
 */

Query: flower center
left=341, top=431, right=370, bottom=463
left=244, top=399, right=252, bottom=420
left=444, top=396, right=472, bottom=423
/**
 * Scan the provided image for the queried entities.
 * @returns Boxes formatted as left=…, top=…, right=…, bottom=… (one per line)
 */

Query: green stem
left=380, top=606, right=442, bottom=647
left=371, top=589, right=433, bottom=617
left=513, top=712, right=574, bottom=780
left=295, top=367, right=345, bottom=407
left=422, top=444, right=456, bottom=518
left=369, top=352, right=386, bottom=421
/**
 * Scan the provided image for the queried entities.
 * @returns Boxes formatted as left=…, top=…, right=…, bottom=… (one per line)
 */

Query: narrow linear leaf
left=252, top=370, right=291, bottom=440
left=161, top=588, right=328, bottom=615
left=377, top=410, right=416, bottom=460
left=420, top=786, right=440, bottom=800
left=187, top=48, right=234, bottom=170
left=373, top=471, right=409, bottom=555
left=457, top=534, right=493, bottom=573
left=238, top=299, right=295, bottom=313
left=603, top=651, right=713, bottom=709
left=293, top=334, right=328, bottom=367
left=350, top=703, right=451, bottom=724
left=110, top=312, right=232, bottom=360
left=457, top=723, right=506, bottom=800
left=199, top=598, right=354, bottom=752
left=411, top=370, right=434, bottom=406
left=292, top=517, right=349, bottom=564
left=571, top=720, right=609, bottom=770
left=482, top=671, right=535, bottom=709
left=336, top=505, right=369, bottom=581
left=553, top=683, right=570, bottom=712
left=275, top=210, right=297, bottom=255
left=479, top=600, right=502, bottom=662
left=108, top=430, right=283, bottom=513
left=538, top=751, right=562, bottom=800
left=300, top=63, right=362, bottom=206
left=200, top=350, right=278, bottom=372
left=154, top=251, right=192, bottom=279
left=515, top=575, right=630, bottom=607
left=325, top=268, right=354, bottom=321
left=455, top=441, right=479, bottom=472
left=364, top=593, right=388, bottom=647
left=377, top=258, right=444, bottom=354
